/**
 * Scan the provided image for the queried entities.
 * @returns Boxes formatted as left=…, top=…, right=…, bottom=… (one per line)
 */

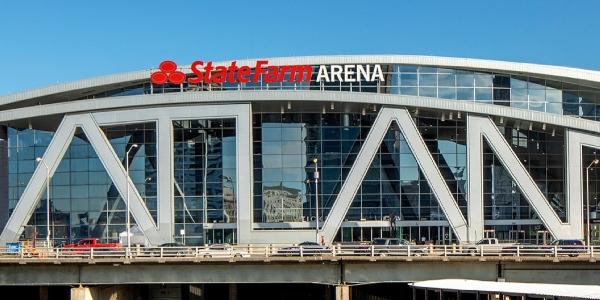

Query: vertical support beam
left=157, top=116, right=174, bottom=243
left=70, top=286, right=97, bottom=300
left=38, top=286, right=48, bottom=300
left=236, top=104, right=254, bottom=244
left=467, top=118, right=485, bottom=242
left=0, top=126, right=8, bottom=233
left=228, top=283, right=238, bottom=300
left=335, top=284, right=350, bottom=300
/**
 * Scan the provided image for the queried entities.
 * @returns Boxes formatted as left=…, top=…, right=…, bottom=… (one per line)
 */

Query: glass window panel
left=474, top=74, right=493, bottom=87
left=419, top=74, right=437, bottom=86
left=475, top=88, right=492, bottom=101
left=400, top=87, right=418, bottom=96
left=438, top=74, right=455, bottom=87
left=457, top=88, right=474, bottom=100
left=400, top=74, right=417, bottom=86
left=456, top=73, right=474, bottom=87
left=419, top=87, right=437, bottom=97
left=438, top=87, right=456, bottom=99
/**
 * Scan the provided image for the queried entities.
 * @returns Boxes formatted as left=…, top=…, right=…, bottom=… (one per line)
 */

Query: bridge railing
left=0, top=244, right=595, bottom=260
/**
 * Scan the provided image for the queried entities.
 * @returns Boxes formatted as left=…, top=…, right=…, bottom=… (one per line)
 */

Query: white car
left=198, top=244, right=250, bottom=258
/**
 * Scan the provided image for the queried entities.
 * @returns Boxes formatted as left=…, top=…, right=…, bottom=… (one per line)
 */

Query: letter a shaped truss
left=319, top=108, right=470, bottom=243
left=467, top=114, right=584, bottom=240
left=0, top=113, right=161, bottom=244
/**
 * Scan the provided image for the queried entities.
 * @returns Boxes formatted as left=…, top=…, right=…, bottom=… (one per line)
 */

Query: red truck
left=62, top=238, right=121, bottom=252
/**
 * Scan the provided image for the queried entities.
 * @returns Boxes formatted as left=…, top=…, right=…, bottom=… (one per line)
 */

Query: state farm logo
left=150, top=59, right=384, bottom=85
left=150, top=60, right=186, bottom=84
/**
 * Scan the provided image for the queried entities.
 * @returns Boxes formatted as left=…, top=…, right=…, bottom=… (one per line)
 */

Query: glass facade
left=5, top=102, right=594, bottom=245
left=8, top=119, right=238, bottom=245
left=173, top=119, right=237, bottom=245
left=8, top=123, right=158, bottom=245
left=5, top=60, right=600, bottom=246
left=250, top=108, right=569, bottom=244
left=483, top=125, right=566, bottom=221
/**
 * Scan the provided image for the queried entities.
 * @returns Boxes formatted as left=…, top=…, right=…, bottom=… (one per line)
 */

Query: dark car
left=147, top=242, right=193, bottom=257
left=276, top=242, right=330, bottom=256
left=352, top=238, right=424, bottom=256
left=549, top=239, right=587, bottom=257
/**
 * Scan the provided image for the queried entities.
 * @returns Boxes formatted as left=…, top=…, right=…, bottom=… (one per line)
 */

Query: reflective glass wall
left=173, top=119, right=237, bottom=245
left=252, top=105, right=570, bottom=244
left=8, top=123, right=157, bottom=245
left=2, top=102, right=590, bottom=246
left=251, top=109, right=464, bottom=231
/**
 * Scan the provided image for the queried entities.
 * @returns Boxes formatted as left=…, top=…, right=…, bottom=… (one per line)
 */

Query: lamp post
left=586, top=159, right=599, bottom=247
left=198, top=130, right=208, bottom=244
left=35, top=157, right=51, bottom=248
left=312, top=158, right=320, bottom=244
left=125, top=144, right=138, bottom=251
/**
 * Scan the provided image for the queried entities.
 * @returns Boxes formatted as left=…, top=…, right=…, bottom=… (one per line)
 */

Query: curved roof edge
left=2, top=54, right=600, bottom=106
left=1, top=91, right=598, bottom=134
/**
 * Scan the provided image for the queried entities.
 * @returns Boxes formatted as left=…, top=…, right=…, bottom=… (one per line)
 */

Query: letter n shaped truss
left=467, top=115, right=584, bottom=240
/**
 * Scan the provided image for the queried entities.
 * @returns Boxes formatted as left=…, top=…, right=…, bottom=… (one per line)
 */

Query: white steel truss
left=467, top=115, right=584, bottom=241
left=0, top=105, right=592, bottom=245
left=0, top=104, right=252, bottom=245
left=319, top=108, right=470, bottom=243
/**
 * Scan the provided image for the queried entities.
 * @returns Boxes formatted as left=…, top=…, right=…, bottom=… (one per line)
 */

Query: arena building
left=1, top=55, right=600, bottom=246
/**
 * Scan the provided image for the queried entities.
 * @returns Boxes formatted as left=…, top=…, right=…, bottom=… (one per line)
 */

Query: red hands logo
left=150, top=61, right=186, bottom=85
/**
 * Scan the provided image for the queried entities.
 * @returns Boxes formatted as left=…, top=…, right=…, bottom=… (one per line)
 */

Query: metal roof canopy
left=410, top=279, right=600, bottom=299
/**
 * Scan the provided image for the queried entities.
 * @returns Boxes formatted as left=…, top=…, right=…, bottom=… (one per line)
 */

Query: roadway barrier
left=0, top=244, right=596, bottom=261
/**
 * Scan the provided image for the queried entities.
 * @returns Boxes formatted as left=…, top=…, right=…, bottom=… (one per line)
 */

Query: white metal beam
left=467, top=115, right=582, bottom=240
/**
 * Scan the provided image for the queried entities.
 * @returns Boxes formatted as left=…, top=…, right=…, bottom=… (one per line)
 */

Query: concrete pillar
left=71, top=286, right=98, bottom=300
left=335, top=284, right=350, bottom=300
left=229, top=283, right=238, bottom=300
left=39, top=286, right=48, bottom=300
left=71, top=285, right=136, bottom=300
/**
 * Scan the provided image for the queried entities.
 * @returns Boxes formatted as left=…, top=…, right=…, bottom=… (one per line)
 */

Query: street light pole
left=199, top=130, right=208, bottom=244
left=35, top=157, right=51, bottom=248
left=125, top=144, right=138, bottom=252
left=586, top=159, right=599, bottom=247
left=313, top=158, right=320, bottom=244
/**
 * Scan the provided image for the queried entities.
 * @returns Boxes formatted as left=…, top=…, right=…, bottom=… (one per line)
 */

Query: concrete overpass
left=2, top=256, right=600, bottom=299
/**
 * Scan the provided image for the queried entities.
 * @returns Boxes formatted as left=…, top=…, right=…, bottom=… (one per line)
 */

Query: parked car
left=198, top=244, right=250, bottom=258
left=62, top=238, right=121, bottom=253
left=548, top=239, right=586, bottom=257
left=147, top=242, right=193, bottom=257
left=275, top=242, right=330, bottom=256
left=500, top=243, right=537, bottom=256
left=463, top=238, right=515, bottom=255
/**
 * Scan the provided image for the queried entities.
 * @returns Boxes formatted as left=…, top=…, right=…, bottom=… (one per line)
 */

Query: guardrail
left=0, top=244, right=596, bottom=261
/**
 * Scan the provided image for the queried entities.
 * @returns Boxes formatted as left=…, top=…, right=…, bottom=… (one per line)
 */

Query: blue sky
left=0, top=0, right=598, bottom=95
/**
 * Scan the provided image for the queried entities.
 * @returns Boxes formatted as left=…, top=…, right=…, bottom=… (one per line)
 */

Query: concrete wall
left=0, top=260, right=599, bottom=286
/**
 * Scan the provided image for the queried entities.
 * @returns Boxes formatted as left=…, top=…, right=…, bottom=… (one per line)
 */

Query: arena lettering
left=315, top=64, right=384, bottom=82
